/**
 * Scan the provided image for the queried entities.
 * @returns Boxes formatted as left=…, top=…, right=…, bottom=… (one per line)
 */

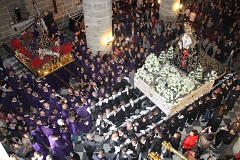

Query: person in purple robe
left=27, top=113, right=36, bottom=127
left=31, top=92, right=42, bottom=109
left=96, top=69, right=106, bottom=82
left=48, top=113, right=60, bottom=134
left=43, top=102, right=52, bottom=117
left=25, top=87, right=33, bottom=109
left=35, top=118, right=44, bottom=134
left=7, top=71, right=19, bottom=92
left=89, top=63, right=97, bottom=77
left=83, top=48, right=91, bottom=60
left=48, top=92, right=57, bottom=107
left=29, top=123, right=50, bottom=147
left=128, top=58, right=135, bottom=71
left=39, top=109, right=48, bottom=122
left=66, top=88, right=74, bottom=105
left=41, top=86, right=50, bottom=102
left=52, top=108, right=61, bottom=119
left=20, top=71, right=33, bottom=89
left=30, top=135, right=49, bottom=160
left=66, top=116, right=79, bottom=144
left=75, top=39, right=84, bottom=53
left=56, top=30, right=64, bottom=43
left=94, top=56, right=103, bottom=70
left=48, top=22, right=58, bottom=36
left=41, top=120, right=54, bottom=138
left=55, top=97, right=63, bottom=113
left=109, top=59, right=118, bottom=73
left=76, top=97, right=92, bottom=134
left=36, top=82, right=44, bottom=96
left=61, top=103, right=69, bottom=120
left=98, top=86, right=106, bottom=98
left=60, top=125, right=74, bottom=156
left=15, top=81, right=25, bottom=99
left=88, top=53, right=95, bottom=63
left=74, top=89, right=82, bottom=103
left=49, top=134, right=67, bottom=160
left=82, top=58, right=91, bottom=71
left=1, top=92, right=11, bottom=113
left=82, top=74, right=90, bottom=83
left=76, top=54, right=84, bottom=66
left=5, top=85, right=17, bottom=99
left=68, top=96, right=77, bottom=109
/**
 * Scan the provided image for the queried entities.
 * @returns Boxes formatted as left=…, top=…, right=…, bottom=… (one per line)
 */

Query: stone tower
left=83, top=0, right=112, bottom=55
left=159, top=0, right=181, bottom=23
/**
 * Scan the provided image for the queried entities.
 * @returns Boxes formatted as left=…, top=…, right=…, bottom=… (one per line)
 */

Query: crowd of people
left=0, top=0, right=240, bottom=160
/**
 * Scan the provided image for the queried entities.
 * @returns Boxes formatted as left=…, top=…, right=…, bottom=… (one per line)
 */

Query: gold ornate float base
left=15, top=50, right=74, bottom=78
left=134, top=77, right=214, bottom=116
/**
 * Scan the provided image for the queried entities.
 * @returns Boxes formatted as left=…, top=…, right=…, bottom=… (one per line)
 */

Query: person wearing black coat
left=213, top=128, right=237, bottom=149
left=150, top=131, right=164, bottom=154
left=135, top=53, right=144, bottom=70
left=139, top=136, right=149, bottom=160
left=163, top=132, right=181, bottom=158
left=226, top=84, right=240, bottom=111
left=109, top=132, right=121, bottom=153
left=84, top=133, right=109, bottom=160
left=92, top=149, right=117, bottom=160
left=128, top=138, right=141, bottom=160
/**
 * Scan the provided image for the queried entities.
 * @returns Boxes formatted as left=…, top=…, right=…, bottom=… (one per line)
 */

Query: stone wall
left=83, top=0, right=112, bottom=55
left=0, top=0, right=27, bottom=42
left=0, top=0, right=83, bottom=43
left=159, top=0, right=180, bottom=23
left=25, top=0, right=82, bottom=28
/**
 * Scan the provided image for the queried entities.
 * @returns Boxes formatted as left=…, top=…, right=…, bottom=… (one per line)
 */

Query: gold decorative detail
left=15, top=50, right=74, bottom=78
left=147, top=152, right=162, bottom=160
left=162, top=141, right=188, bottom=160
left=170, top=80, right=214, bottom=116
left=72, top=81, right=89, bottom=90
left=198, top=48, right=226, bottom=77
left=174, top=23, right=226, bottom=77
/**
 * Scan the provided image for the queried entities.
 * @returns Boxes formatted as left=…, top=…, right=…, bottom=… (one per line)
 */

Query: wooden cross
left=52, top=0, right=58, bottom=14
left=32, top=0, right=48, bottom=32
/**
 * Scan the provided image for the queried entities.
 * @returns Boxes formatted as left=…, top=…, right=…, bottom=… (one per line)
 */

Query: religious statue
left=174, top=22, right=226, bottom=77
left=177, top=23, right=194, bottom=68
left=14, top=5, right=22, bottom=21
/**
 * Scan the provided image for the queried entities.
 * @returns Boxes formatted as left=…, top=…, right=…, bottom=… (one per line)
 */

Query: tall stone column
left=83, top=0, right=112, bottom=55
left=159, top=0, right=180, bottom=23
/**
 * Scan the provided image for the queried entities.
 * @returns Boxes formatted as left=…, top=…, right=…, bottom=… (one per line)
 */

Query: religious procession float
left=135, top=23, right=226, bottom=116
left=9, top=1, right=74, bottom=79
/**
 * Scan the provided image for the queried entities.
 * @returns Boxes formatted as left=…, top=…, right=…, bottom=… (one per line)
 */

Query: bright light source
left=109, top=36, right=114, bottom=42
left=174, top=3, right=182, bottom=11
left=158, top=0, right=161, bottom=4
left=104, top=35, right=114, bottom=45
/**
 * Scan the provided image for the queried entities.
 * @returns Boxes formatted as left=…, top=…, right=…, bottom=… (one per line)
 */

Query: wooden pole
left=52, top=0, right=58, bottom=14
left=52, top=73, right=70, bottom=88
left=63, top=66, right=80, bottom=81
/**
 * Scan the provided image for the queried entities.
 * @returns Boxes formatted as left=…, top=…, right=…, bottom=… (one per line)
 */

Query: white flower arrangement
left=153, top=62, right=196, bottom=104
left=204, top=70, right=218, bottom=81
left=188, top=66, right=203, bottom=81
left=135, top=67, right=154, bottom=85
left=158, top=51, right=167, bottom=65
left=136, top=51, right=218, bottom=105
left=143, top=53, right=160, bottom=74
left=166, top=46, right=174, bottom=60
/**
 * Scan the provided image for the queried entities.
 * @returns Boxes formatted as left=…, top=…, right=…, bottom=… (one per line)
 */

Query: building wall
left=0, top=0, right=83, bottom=43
